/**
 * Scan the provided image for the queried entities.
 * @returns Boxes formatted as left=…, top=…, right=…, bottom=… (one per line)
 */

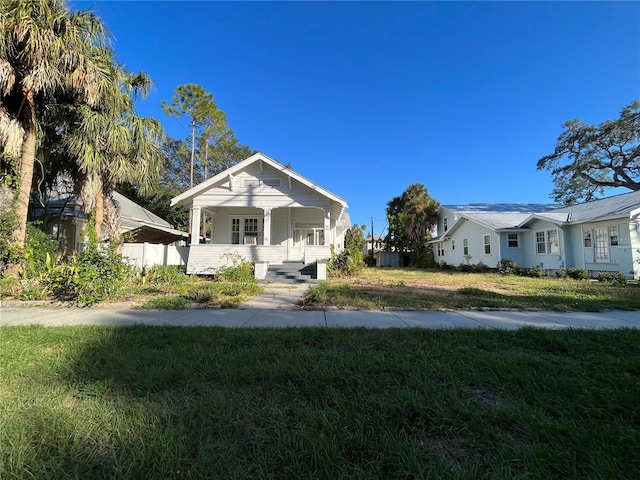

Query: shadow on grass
left=5, top=326, right=640, bottom=478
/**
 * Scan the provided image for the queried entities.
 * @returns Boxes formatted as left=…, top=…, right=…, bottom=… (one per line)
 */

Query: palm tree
left=0, top=0, right=112, bottom=250
left=63, top=63, right=164, bottom=239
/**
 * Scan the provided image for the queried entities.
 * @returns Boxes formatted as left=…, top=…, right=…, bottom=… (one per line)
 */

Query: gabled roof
left=171, top=152, right=348, bottom=208
left=435, top=212, right=531, bottom=241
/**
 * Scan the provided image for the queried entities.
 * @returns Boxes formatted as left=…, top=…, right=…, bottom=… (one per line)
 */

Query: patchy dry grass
left=304, top=268, right=640, bottom=311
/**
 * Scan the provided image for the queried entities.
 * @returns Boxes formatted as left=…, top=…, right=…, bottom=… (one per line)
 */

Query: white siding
left=434, top=219, right=500, bottom=268
left=271, top=208, right=289, bottom=246
left=186, top=245, right=284, bottom=274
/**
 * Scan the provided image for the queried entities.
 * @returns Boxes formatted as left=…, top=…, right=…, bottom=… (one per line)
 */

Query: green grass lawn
left=304, top=268, right=640, bottom=311
left=2, top=326, right=639, bottom=479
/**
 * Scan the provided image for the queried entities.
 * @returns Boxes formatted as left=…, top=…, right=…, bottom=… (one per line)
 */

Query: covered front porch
left=186, top=206, right=336, bottom=275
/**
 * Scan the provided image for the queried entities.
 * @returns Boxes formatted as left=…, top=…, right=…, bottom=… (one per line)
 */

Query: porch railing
left=186, top=244, right=284, bottom=275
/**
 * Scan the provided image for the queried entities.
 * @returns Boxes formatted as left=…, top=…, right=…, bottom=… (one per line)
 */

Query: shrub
left=216, top=253, right=255, bottom=282
left=0, top=210, right=20, bottom=274
left=523, top=266, right=545, bottom=278
left=555, top=269, right=567, bottom=279
left=566, top=267, right=589, bottom=280
left=46, top=217, right=133, bottom=305
left=458, top=262, right=489, bottom=273
left=328, top=225, right=366, bottom=277
left=146, top=265, right=187, bottom=284
left=23, top=223, right=59, bottom=278
left=597, top=272, right=628, bottom=284
left=363, top=255, right=376, bottom=267
left=497, top=258, right=518, bottom=275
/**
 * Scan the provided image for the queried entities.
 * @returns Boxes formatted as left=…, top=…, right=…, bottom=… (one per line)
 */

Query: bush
left=555, top=269, right=567, bottom=279
left=216, top=253, right=255, bottom=282
left=328, top=225, right=366, bottom=277
left=523, top=266, right=545, bottom=278
left=458, top=262, right=489, bottom=273
left=0, top=210, right=20, bottom=274
left=23, top=223, right=59, bottom=278
left=363, top=255, right=376, bottom=267
left=497, top=258, right=518, bottom=275
left=566, top=267, right=589, bottom=280
left=46, top=218, right=133, bottom=305
left=146, top=265, right=187, bottom=284
left=597, top=272, right=628, bottom=284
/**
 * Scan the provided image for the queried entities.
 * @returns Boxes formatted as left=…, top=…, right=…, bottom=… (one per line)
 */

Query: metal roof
left=113, top=191, right=173, bottom=229
left=544, top=190, right=640, bottom=223
left=443, top=203, right=557, bottom=214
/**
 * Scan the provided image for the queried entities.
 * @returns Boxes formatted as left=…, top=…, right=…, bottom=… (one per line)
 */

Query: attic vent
left=243, top=179, right=260, bottom=188
left=242, top=178, right=281, bottom=188
left=262, top=179, right=281, bottom=188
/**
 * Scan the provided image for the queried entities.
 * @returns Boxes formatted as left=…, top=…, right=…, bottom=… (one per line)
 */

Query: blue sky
left=72, top=1, right=639, bottom=236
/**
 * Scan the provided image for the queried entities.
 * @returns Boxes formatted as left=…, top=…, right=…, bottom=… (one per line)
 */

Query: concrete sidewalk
left=1, top=304, right=639, bottom=329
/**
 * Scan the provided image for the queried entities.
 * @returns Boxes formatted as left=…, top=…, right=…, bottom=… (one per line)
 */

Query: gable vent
left=262, top=179, right=281, bottom=188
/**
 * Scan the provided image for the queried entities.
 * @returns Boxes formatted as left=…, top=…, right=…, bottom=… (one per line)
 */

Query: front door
left=291, top=227, right=324, bottom=262
left=594, top=228, right=609, bottom=263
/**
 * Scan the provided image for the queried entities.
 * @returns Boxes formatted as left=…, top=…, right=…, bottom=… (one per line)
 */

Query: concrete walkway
left=1, top=302, right=639, bottom=329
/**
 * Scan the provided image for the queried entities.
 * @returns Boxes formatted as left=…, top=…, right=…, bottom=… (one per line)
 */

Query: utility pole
left=371, top=216, right=375, bottom=258
left=190, top=119, right=196, bottom=188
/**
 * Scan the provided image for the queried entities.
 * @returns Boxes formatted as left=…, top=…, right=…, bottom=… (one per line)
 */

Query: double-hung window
left=231, top=219, right=241, bottom=244
left=231, top=217, right=260, bottom=244
left=437, top=242, right=444, bottom=256
left=463, top=238, right=469, bottom=256
left=609, top=226, right=619, bottom=246
left=483, top=234, right=491, bottom=255
left=536, top=229, right=559, bottom=255
left=507, top=233, right=519, bottom=248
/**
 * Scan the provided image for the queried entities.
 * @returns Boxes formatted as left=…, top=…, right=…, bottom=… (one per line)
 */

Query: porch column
left=191, top=206, right=201, bottom=245
left=324, top=209, right=331, bottom=246
left=263, top=208, right=272, bottom=246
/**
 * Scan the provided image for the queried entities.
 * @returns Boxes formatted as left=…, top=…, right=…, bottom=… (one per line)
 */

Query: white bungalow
left=170, top=152, right=350, bottom=278
left=431, top=191, right=640, bottom=279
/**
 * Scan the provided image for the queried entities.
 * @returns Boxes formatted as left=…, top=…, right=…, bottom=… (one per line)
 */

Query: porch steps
left=264, top=262, right=317, bottom=284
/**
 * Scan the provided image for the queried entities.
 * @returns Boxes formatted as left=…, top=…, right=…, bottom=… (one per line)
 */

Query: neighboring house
left=363, top=234, right=384, bottom=257
left=31, top=183, right=188, bottom=268
left=170, top=152, right=350, bottom=276
left=431, top=191, right=640, bottom=279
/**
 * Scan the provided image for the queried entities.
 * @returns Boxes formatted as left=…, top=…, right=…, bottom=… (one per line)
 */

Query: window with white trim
left=463, top=238, right=469, bottom=256
left=230, top=217, right=261, bottom=244
left=584, top=230, right=592, bottom=248
left=443, top=217, right=448, bottom=232
left=536, top=229, right=559, bottom=255
left=483, top=234, right=491, bottom=255
left=451, top=239, right=455, bottom=250
left=437, top=242, right=444, bottom=256
left=507, top=233, right=519, bottom=248
left=231, top=218, right=240, bottom=244
left=609, top=226, right=619, bottom=246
